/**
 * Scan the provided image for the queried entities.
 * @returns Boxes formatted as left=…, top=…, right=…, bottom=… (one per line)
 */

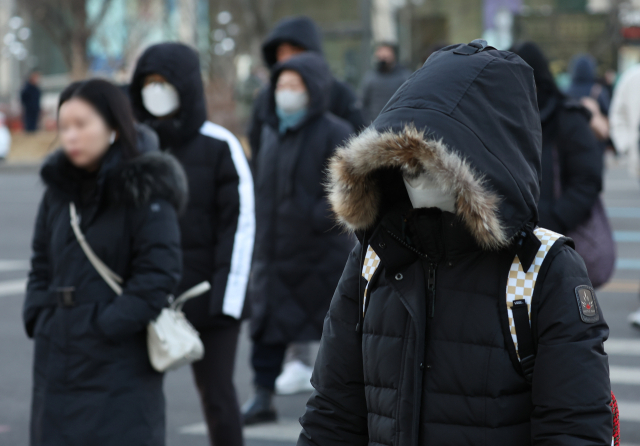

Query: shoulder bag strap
left=69, top=202, right=123, bottom=296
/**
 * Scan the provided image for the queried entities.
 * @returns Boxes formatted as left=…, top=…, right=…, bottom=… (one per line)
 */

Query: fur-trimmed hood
left=41, top=146, right=188, bottom=213
left=327, top=42, right=542, bottom=250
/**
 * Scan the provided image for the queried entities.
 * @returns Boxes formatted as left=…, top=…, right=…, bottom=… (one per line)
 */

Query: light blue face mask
left=276, top=107, right=307, bottom=134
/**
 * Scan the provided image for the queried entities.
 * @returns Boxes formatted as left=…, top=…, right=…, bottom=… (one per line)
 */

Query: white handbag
left=70, top=202, right=207, bottom=372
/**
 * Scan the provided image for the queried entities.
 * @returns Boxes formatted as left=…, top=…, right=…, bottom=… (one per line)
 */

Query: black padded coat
left=248, top=53, right=354, bottom=345
left=24, top=147, right=187, bottom=446
left=130, top=43, right=255, bottom=330
left=298, top=43, right=612, bottom=446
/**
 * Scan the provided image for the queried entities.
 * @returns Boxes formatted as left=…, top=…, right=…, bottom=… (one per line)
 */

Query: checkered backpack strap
left=506, top=227, right=563, bottom=381
left=361, top=245, right=381, bottom=315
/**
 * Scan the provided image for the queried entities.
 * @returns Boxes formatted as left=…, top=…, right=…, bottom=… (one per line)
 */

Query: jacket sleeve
left=551, top=113, right=603, bottom=232
left=359, top=73, right=373, bottom=124
left=298, top=244, right=369, bottom=446
left=247, top=87, right=270, bottom=163
left=210, top=138, right=254, bottom=318
left=24, top=192, right=51, bottom=338
left=97, top=199, right=182, bottom=341
left=312, top=122, right=354, bottom=234
left=531, top=245, right=611, bottom=445
left=332, top=80, right=366, bottom=134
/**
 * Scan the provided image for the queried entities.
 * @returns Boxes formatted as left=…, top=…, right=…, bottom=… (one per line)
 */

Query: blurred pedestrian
left=360, top=42, right=411, bottom=123
left=610, top=63, right=640, bottom=178
left=609, top=63, right=640, bottom=326
left=24, top=79, right=186, bottom=446
left=242, top=52, right=353, bottom=425
left=20, top=70, right=41, bottom=133
left=247, top=16, right=364, bottom=157
left=298, top=41, right=612, bottom=446
left=129, top=42, right=254, bottom=446
left=0, top=112, right=11, bottom=161
left=566, top=54, right=611, bottom=143
left=512, top=42, right=614, bottom=289
left=566, top=54, right=610, bottom=116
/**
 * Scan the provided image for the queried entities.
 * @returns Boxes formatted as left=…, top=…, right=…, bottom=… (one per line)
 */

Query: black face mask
left=376, top=59, right=393, bottom=73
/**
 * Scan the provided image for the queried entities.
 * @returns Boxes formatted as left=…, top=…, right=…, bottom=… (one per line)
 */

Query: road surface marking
left=614, top=231, right=640, bottom=242
left=608, top=207, right=640, bottom=219
left=180, top=418, right=301, bottom=440
left=617, top=259, right=640, bottom=271
left=0, top=279, right=26, bottom=297
left=0, top=260, right=29, bottom=272
left=618, top=400, right=640, bottom=422
left=600, top=280, right=639, bottom=293
left=606, top=339, right=640, bottom=356
left=611, top=366, right=640, bottom=385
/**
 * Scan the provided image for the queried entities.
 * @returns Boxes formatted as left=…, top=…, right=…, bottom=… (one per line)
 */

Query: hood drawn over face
left=327, top=42, right=542, bottom=250
left=570, top=54, right=597, bottom=85
left=129, top=43, right=207, bottom=146
left=261, top=16, right=323, bottom=68
left=266, top=52, right=333, bottom=130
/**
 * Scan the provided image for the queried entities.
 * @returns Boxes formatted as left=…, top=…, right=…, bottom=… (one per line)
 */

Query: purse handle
left=69, top=202, right=210, bottom=307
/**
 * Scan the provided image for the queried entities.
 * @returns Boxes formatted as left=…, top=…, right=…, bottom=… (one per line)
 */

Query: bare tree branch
left=88, top=0, right=114, bottom=31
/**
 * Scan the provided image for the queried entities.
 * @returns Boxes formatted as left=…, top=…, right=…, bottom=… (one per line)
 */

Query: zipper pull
left=428, top=263, right=436, bottom=318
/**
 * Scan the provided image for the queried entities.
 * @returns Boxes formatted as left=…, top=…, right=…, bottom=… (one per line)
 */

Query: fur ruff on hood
left=327, top=124, right=508, bottom=250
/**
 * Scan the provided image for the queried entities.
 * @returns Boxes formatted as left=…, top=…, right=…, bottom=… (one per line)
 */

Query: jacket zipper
left=427, top=262, right=437, bottom=318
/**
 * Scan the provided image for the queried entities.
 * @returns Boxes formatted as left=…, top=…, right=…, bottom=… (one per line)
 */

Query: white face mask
left=403, top=172, right=456, bottom=212
left=141, top=82, right=180, bottom=117
left=275, top=89, right=309, bottom=114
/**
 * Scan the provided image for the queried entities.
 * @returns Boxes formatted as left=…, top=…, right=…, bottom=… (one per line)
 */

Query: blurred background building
left=2, top=0, right=640, bottom=131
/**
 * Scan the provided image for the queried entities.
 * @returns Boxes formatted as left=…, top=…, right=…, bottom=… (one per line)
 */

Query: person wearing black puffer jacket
left=242, top=52, right=354, bottom=424
left=130, top=43, right=254, bottom=446
left=247, top=16, right=364, bottom=157
left=24, top=79, right=186, bottom=445
left=297, top=42, right=612, bottom=446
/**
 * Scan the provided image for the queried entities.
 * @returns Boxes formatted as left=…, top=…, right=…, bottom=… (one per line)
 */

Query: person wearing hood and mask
left=297, top=41, right=611, bottom=446
left=567, top=54, right=611, bottom=116
left=360, top=42, right=411, bottom=123
left=242, top=52, right=354, bottom=425
left=129, top=43, right=255, bottom=446
left=247, top=16, right=364, bottom=157
left=24, top=79, right=186, bottom=446
left=511, top=43, right=613, bottom=289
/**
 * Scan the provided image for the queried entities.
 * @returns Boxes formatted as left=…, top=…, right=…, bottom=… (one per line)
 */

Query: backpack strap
left=507, top=227, right=563, bottom=382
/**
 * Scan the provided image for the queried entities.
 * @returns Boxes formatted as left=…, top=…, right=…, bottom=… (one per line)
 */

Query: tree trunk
left=70, top=38, right=89, bottom=80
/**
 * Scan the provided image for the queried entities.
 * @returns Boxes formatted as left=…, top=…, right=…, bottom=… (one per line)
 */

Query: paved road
left=1, top=158, right=639, bottom=446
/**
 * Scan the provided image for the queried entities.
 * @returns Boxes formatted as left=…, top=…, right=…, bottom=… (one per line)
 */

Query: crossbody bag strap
left=69, top=202, right=123, bottom=296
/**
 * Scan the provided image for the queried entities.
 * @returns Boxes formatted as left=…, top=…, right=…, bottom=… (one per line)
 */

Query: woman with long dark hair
left=23, top=79, right=187, bottom=446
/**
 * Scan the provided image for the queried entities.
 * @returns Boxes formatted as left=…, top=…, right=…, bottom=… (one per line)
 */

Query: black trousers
left=251, top=342, right=288, bottom=391
left=191, top=322, right=243, bottom=446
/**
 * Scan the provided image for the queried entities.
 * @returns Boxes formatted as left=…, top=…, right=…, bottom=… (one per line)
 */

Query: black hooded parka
left=130, top=43, right=255, bottom=330
left=298, top=43, right=612, bottom=446
left=249, top=53, right=354, bottom=345
left=24, top=146, right=187, bottom=446
left=247, top=16, right=365, bottom=155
